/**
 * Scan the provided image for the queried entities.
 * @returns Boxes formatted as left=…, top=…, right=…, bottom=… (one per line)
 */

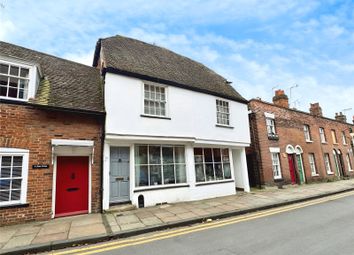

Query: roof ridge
left=0, top=41, right=96, bottom=70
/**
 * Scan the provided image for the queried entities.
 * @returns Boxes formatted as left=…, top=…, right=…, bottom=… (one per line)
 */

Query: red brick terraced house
left=0, top=42, right=105, bottom=225
left=247, top=89, right=354, bottom=187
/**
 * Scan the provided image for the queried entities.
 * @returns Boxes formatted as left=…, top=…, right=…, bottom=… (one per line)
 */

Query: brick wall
left=0, top=103, right=104, bottom=225
left=248, top=99, right=354, bottom=187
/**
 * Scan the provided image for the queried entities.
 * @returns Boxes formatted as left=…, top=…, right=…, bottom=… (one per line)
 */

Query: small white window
left=324, top=153, right=333, bottom=174
left=0, top=148, right=29, bottom=206
left=347, top=153, right=353, bottom=172
left=342, top=131, right=347, bottom=145
left=266, top=118, right=276, bottom=135
left=319, top=128, right=326, bottom=143
left=0, top=63, right=30, bottom=100
left=271, top=153, right=282, bottom=179
left=308, top=153, right=318, bottom=176
left=143, top=84, right=167, bottom=117
left=216, top=99, right=230, bottom=126
left=304, top=125, right=312, bottom=142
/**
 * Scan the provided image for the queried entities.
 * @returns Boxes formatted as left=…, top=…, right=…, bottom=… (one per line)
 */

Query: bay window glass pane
left=11, top=189, right=21, bottom=200
left=135, top=165, right=148, bottom=186
left=0, top=167, right=11, bottom=178
left=149, top=146, right=161, bottom=164
left=222, top=149, right=230, bottom=163
left=163, top=164, right=175, bottom=184
left=162, top=147, right=173, bottom=164
left=135, top=146, right=148, bottom=164
left=195, top=164, right=205, bottom=182
left=13, top=156, right=23, bottom=167
left=20, top=68, right=29, bottom=78
left=8, top=88, right=17, bottom=98
left=194, top=148, right=203, bottom=163
left=0, top=86, right=7, bottom=96
left=176, top=164, right=186, bottom=183
left=12, top=179, right=22, bottom=189
left=150, top=165, right=162, bottom=185
left=205, top=163, right=215, bottom=181
left=214, top=163, right=223, bottom=180
left=0, top=179, right=10, bottom=190
left=0, top=75, right=8, bottom=86
left=204, top=148, right=212, bottom=162
left=12, top=167, right=22, bottom=177
left=0, top=190, right=10, bottom=202
left=224, top=163, right=231, bottom=179
left=1, top=156, right=11, bottom=167
left=0, top=64, right=9, bottom=74
left=213, top=149, right=221, bottom=162
left=175, top=147, right=185, bottom=163
left=10, top=66, right=19, bottom=76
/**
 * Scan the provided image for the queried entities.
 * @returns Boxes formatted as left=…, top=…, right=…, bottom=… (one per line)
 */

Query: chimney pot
left=309, top=103, right=323, bottom=117
left=335, top=112, right=347, bottom=123
left=273, top=89, right=289, bottom=108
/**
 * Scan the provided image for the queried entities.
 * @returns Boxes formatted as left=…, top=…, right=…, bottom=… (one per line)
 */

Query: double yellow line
left=53, top=190, right=354, bottom=255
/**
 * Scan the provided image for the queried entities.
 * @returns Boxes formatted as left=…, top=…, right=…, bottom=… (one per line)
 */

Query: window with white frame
left=347, top=153, right=353, bottom=172
left=135, top=145, right=186, bottom=187
left=303, top=125, right=312, bottom=141
left=0, top=62, right=30, bottom=100
left=194, top=148, right=231, bottom=182
left=266, top=118, right=276, bottom=135
left=0, top=149, right=29, bottom=206
left=324, top=153, right=333, bottom=174
left=271, top=153, right=282, bottom=179
left=342, top=131, right=347, bottom=145
left=319, top=128, right=326, bottom=143
left=143, top=84, right=166, bottom=117
left=308, top=153, right=318, bottom=176
left=216, top=99, right=230, bottom=126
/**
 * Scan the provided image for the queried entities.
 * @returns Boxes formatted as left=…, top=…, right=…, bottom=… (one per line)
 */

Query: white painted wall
left=105, top=73, right=250, bottom=145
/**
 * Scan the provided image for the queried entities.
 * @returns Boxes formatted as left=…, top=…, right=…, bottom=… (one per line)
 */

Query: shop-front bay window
left=135, top=145, right=186, bottom=187
left=194, top=148, right=231, bottom=182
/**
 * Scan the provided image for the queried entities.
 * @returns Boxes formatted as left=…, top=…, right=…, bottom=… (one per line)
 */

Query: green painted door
left=296, top=154, right=305, bottom=184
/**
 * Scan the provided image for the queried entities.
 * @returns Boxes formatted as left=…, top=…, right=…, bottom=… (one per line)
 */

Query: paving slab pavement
left=1, top=179, right=354, bottom=254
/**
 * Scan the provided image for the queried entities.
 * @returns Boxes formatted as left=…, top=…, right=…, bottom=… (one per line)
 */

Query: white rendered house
left=93, top=35, right=251, bottom=210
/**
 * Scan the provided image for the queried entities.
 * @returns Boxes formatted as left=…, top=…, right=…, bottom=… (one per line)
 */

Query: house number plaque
left=32, top=164, right=50, bottom=169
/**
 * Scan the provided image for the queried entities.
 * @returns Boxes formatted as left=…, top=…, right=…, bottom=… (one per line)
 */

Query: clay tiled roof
left=0, top=41, right=104, bottom=113
left=93, top=35, right=247, bottom=103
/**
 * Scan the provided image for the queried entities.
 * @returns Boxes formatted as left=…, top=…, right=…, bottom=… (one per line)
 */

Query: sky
left=0, top=0, right=353, bottom=120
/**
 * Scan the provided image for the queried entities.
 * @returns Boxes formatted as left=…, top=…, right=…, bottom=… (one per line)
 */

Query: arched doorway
left=295, top=145, right=306, bottom=184
left=333, top=149, right=345, bottom=178
left=286, top=145, right=297, bottom=184
left=337, top=149, right=346, bottom=177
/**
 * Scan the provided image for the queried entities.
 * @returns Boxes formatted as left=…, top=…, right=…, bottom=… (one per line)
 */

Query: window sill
left=268, top=134, right=279, bottom=140
left=134, top=184, right=189, bottom=192
left=311, top=174, right=319, bottom=177
left=0, top=96, right=29, bottom=102
left=215, top=124, right=234, bottom=129
left=327, top=172, right=334, bottom=175
left=195, top=179, right=234, bottom=186
left=140, top=114, right=171, bottom=120
left=0, top=203, right=29, bottom=210
left=306, top=140, right=313, bottom=143
left=273, top=177, right=283, bottom=180
left=321, top=142, right=327, bottom=144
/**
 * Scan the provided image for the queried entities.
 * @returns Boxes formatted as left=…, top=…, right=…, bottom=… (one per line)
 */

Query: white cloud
left=63, top=51, right=94, bottom=66
left=0, top=19, right=15, bottom=40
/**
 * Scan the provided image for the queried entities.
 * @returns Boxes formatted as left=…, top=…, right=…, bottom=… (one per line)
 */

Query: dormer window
left=0, top=63, right=30, bottom=100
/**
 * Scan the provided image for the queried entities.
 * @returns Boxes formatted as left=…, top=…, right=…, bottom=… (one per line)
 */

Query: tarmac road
left=52, top=192, right=354, bottom=255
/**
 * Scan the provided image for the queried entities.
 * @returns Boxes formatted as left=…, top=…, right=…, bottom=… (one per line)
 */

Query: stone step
left=106, top=203, right=136, bottom=213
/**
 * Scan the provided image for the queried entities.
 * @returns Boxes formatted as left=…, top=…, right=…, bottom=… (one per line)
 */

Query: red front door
left=288, top=154, right=297, bottom=184
left=55, top=156, right=89, bottom=217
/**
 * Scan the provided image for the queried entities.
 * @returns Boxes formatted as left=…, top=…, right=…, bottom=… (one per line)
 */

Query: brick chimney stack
left=272, top=89, right=289, bottom=108
left=309, top=103, right=323, bottom=117
left=335, top=112, right=347, bottom=123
